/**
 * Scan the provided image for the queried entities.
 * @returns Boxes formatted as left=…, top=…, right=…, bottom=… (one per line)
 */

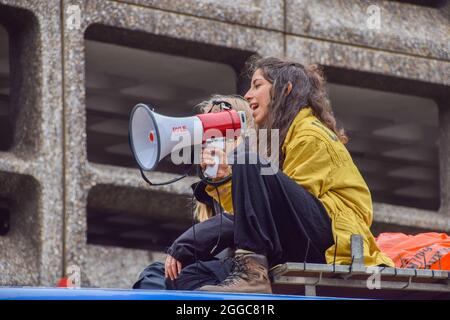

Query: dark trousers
left=132, top=259, right=233, bottom=291
left=231, top=156, right=334, bottom=267
left=132, top=262, right=166, bottom=290
left=167, top=259, right=233, bottom=290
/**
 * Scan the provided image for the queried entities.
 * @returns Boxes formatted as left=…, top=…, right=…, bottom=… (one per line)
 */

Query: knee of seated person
left=166, top=270, right=202, bottom=291
left=164, top=264, right=200, bottom=291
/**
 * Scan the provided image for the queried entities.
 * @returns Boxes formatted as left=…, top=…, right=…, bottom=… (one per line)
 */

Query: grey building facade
left=0, top=0, right=449, bottom=288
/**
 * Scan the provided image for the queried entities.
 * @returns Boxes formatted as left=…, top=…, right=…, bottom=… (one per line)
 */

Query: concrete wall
left=0, top=0, right=449, bottom=288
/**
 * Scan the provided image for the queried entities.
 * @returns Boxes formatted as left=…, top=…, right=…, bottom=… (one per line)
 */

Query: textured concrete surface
left=0, top=172, right=40, bottom=285
left=87, top=164, right=197, bottom=230
left=286, top=35, right=450, bottom=86
left=62, top=0, right=282, bottom=286
left=0, top=0, right=449, bottom=288
left=286, top=0, right=450, bottom=61
left=439, top=101, right=450, bottom=216
left=84, top=244, right=155, bottom=288
left=119, top=0, right=285, bottom=31
left=0, top=0, right=63, bottom=286
left=373, top=203, right=450, bottom=232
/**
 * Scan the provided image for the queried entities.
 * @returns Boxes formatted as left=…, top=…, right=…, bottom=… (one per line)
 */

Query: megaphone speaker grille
left=129, top=103, right=161, bottom=171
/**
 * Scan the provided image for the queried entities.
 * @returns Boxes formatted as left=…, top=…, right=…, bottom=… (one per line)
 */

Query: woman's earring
left=285, top=82, right=293, bottom=96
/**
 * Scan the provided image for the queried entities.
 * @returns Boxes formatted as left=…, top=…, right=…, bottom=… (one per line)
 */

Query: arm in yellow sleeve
left=282, top=135, right=333, bottom=198
left=205, top=180, right=233, bottom=214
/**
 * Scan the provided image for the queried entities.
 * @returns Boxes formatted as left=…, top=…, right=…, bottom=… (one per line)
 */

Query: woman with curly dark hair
left=196, top=57, right=394, bottom=294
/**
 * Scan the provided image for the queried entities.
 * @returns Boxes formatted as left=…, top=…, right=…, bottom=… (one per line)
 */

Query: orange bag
left=376, top=232, right=450, bottom=270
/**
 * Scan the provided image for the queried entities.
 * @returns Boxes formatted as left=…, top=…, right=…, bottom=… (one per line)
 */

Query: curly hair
left=245, top=56, right=347, bottom=166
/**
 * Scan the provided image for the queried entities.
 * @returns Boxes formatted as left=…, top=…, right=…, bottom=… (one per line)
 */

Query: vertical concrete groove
left=283, top=0, right=287, bottom=57
left=439, top=104, right=450, bottom=216
left=60, top=0, right=67, bottom=278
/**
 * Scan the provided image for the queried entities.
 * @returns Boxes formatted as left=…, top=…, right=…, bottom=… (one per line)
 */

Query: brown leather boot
left=198, top=252, right=272, bottom=294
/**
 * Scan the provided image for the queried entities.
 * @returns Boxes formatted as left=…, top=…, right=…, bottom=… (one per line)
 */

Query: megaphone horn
left=129, top=103, right=246, bottom=172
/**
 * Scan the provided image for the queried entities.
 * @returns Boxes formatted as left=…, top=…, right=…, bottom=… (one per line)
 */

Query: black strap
left=196, top=165, right=232, bottom=188
left=139, top=166, right=191, bottom=186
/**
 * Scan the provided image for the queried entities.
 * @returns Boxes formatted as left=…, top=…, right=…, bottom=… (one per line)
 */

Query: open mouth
left=250, top=103, right=259, bottom=111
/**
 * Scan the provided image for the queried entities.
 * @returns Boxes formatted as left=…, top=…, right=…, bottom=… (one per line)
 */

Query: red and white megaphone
left=129, top=103, right=247, bottom=172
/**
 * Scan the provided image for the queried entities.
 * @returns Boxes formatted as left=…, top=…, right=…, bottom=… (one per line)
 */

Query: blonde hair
left=194, top=95, right=254, bottom=222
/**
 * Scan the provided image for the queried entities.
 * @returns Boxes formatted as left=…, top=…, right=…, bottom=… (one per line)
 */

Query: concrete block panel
left=0, top=1, right=63, bottom=286
left=62, top=0, right=283, bottom=286
left=286, top=35, right=450, bottom=86
left=0, top=172, right=40, bottom=285
left=373, top=202, right=450, bottom=233
left=286, top=0, right=450, bottom=61
left=286, top=34, right=450, bottom=223
left=85, top=244, right=155, bottom=288
left=120, top=0, right=284, bottom=31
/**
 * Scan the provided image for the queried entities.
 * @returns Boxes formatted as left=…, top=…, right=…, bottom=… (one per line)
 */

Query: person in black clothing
left=133, top=95, right=253, bottom=290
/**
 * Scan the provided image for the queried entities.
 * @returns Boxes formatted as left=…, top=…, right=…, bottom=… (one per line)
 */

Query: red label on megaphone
left=172, top=125, right=188, bottom=134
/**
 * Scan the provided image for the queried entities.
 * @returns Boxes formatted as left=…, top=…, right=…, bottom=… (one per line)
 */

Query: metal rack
left=270, top=235, right=450, bottom=299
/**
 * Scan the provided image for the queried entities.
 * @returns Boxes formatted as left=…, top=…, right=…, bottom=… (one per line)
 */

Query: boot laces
left=221, top=255, right=254, bottom=286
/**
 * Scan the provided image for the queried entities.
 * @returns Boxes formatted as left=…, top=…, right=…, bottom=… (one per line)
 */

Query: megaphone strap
left=197, top=165, right=232, bottom=187
left=139, top=167, right=191, bottom=186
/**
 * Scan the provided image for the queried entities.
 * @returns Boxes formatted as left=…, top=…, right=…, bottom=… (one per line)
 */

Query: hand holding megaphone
left=201, top=139, right=232, bottom=179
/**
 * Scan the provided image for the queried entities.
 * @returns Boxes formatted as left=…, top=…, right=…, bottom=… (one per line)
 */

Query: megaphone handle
left=203, top=138, right=225, bottom=178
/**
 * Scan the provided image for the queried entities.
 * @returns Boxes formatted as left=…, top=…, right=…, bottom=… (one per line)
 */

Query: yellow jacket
left=206, top=107, right=394, bottom=267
